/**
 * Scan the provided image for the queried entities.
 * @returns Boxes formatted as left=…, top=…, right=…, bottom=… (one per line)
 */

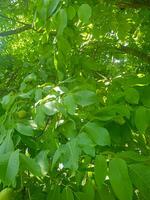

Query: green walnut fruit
left=17, top=110, right=27, bottom=119
left=0, top=188, right=13, bottom=200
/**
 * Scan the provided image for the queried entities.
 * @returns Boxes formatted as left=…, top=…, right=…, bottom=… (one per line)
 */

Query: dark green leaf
left=129, top=164, right=150, bottom=200
left=135, top=106, right=150, bottom=133
left=124, top=88, right=139, bottom=104
left=95, top=155, right=107, bottom=189
left=109, top=158, right=133, bottom=200
left=20, top=154, right=42, bottom=176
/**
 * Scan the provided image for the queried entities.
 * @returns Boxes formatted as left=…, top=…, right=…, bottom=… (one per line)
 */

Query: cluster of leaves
left=0, top=0, right=150, bottom=199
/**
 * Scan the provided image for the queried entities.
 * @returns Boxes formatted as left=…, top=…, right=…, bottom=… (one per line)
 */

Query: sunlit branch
left=0, top=24, right=32, bottom=37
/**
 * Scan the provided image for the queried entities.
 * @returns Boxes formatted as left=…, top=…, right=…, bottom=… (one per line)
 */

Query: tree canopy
left=0, top=0, right=150, bottom=199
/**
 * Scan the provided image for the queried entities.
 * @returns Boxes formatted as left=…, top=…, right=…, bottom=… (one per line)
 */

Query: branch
left=0, top=24, right=32, bottom=37
left=116, top=2, right=150, bottom=9
left=119, top=45, right=150, bottom=63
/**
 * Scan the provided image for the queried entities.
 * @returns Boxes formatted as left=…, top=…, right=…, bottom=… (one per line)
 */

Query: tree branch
left=0, top=24, right=32, bottom=37
left=119, top=45, right=150, bottom=63
left=116, top=2, right=150, bottom=9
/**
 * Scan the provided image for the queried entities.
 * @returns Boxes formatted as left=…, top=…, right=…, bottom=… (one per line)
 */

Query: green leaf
left=124, top=88, right=139, bottom=104
left=5, top=150, right=19, bottom=186
left=24, top=73, right=36, bottom=82
left=43, top=101, right=58, bottom=116
left=63, top=94, right=76, bottom=115
left=94, top=155, right=107, bottom=189
left=60, top=120, right=77, bottom=139
left=116, top=151, right=150, bottom=162
left=62, top=139, right=81, bottom=170
left=52, top=139, right=81, bottom=170
left=1, top=93, right=15, bottom=110
left=0, top=153, right=11, bottom=183
left=35, top=88, right=43, bottom=101
left=49, top=0, right=60, bottom=16
left=35, top=150, right=49, bottom=176
left=67, top=6, right=76, bottom=20
left=129, top=164, right=150, bottom=200
left=78, top=4, right=92, bottom=23
left=77, top=132, right=95, bottom=157
left=135, top=106, right=149, bottom=133
left=74, top=90, right=97, bottom=107
left=141, top=86, right=150, bottom=107
left=76, top=181, right=95, bottom=200
left=16, top=123, right=34, bottom=136
left=97, top=184, right=116, bottom=200
left=61, top=187, right=74, bottom=200
left=34, top=105, right=46, bottom=128
left=57, top=9, right=67, bottom=36
left=84, top=122, right=111, bottom=146
left=20, top=154, right=42, bottom=177
left=47, top=185, right=61, bottom=200
left=0, top=133, right=14, bottom=154
left=109, top=158, right=133, bottom=200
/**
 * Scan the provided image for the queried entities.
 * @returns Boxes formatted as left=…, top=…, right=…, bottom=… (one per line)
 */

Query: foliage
left=0, top=0, right=150, bottom=199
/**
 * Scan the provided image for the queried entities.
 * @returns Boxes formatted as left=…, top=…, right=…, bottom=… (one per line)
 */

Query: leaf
left=76, top=181, right=95, bottom=200
left=49, top=0, right=60, bottom=16
left=61, top=187, right=74, bottom=200
left=84, top=122, right=111, bottom=146
left=77, top=132, right=95, bottom=157
left=57, top=9, right=67, bottom=36
left=43, top=101, right=58, bottom=116
left=0, top=153, right=11, bottom=183
left=116, top=151, right=150, bottom=162
left=0, top=133, right=14, bottom=154
left=78, top=4, right=92, bottom=23
left=135, top=106, right=149, bottom=133
left=24, top=73, right=36, bottom=82
left=16, top=123, right=34, bottom=136
left=35, top=88, right=43, bottom=101
left=35, top=150, right=49, bottom=176
left=97, top=184, right=116, bottom=200
left=109, top=158, right=133, bottom=200
left=5, top=150, right=19, bottom=186
left=1, top=93, right=15, bottom=110
left=60, top=120, right=77, bottom=139
left=124, top=88, right=139, bottom=104
left=34, top=105, right=46, bottom=128
left=141, top=86, right=150, bottom=107
left=47, top=185, right=61, bottom=200
left=94, top=155, right=107, bottom=189
left=74, top=90, right=97, bottom=107
left=63, top=139, right=81, bottom=170
left=20, top=154, right=42, bottom=176
left=52, top=139, right=81, bottom=170
left=129, top=164, right=150, bottom=200
left=67, top=6, right=76, bottom=20
left=63, top=94, right=76, bottom=115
